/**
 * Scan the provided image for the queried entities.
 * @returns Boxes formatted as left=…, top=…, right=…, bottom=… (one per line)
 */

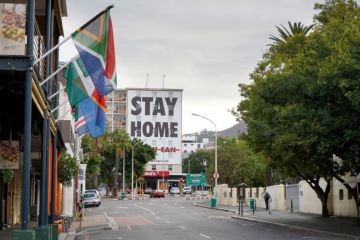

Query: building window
left=339, top=189, right=344, bottom=200
left=152, top=165, right=156, bottom=171
left=184, top=144, right=187, bottom=146
left=168, top=165, right=173, bottom=171
left=197, top=144, right=201, bottom=148
left=184, top=150, right=187, bottom=153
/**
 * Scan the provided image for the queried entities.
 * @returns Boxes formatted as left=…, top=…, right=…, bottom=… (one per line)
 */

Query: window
left=152, top=165, right=156, bottom=171
left=339, top=189, right=344, bottom=200
left=168, top=165, right=173, bottom=171
left=197, top=144, right=201, bottom=148
left=184, top=144, right=187, bottom=146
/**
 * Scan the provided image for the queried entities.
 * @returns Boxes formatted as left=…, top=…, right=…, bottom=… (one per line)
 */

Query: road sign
left=186, top=173, right=206, bottom=185
left=213, top=173, right=219, bottom=179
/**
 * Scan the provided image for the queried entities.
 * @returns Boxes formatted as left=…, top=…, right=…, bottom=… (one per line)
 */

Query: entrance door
left=286, top=183, right=299, bottom=211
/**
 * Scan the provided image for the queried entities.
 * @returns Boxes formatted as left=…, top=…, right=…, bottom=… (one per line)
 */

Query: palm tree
left=269, top=21, right=314, bottom=45
left=100, top=128, right=131, bottom=197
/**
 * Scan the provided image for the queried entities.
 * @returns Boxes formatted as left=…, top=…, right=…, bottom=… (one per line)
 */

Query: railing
left=33, top=19, right=46, bottom=82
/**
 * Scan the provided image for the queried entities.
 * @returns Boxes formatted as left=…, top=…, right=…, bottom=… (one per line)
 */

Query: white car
left=170, top=187, right=180, bottom=194
left=182, top=186, right=191, bottom=194
left=83, top=192, right=101, bottom=207
left=85, top=189, right=101, bottom=206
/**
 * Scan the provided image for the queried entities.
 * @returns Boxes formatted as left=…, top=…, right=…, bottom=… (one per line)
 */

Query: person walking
left=264, top=191, right=271, bottom=211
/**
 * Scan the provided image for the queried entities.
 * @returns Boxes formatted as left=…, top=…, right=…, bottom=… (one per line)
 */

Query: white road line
left=118, top=206, right=128, bottom=209
left=134, top=203, right=156, bottom=215
left=179, top=206, right=185, bottom=209
left=156, top=216, right=161, bottom=219
left=200, top=233, right=212, bottom=239
left=165, top=220, right=171, bottom=223
left=179, top=226, right=186, bottom=230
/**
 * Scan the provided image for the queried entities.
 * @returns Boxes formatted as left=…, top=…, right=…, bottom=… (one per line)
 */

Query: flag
left=63, top=56, right=95, bottom=107
left=71, top=11, right=116, bottom=96
left=74, top=107, right=89, bottom=137
left=77, top=90, right=106, bottom=138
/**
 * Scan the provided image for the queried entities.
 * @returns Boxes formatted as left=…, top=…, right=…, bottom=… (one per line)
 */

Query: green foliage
left=184, top=137, right=266, bottom=188
left=58, top=152, right=78, bottom=187
left=233, top=0, right=360, bottom=217
left=269, top=21, right=314, bottom=45
left=1, top=169, right=14, bottom=183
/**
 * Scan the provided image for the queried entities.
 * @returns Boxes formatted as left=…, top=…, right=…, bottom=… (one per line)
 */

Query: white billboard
left=127, top=89, right=182, bottom=165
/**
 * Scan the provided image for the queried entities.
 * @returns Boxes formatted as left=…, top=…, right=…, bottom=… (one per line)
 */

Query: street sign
left=213, top=173, right=219, bottom=179
left=186, top=173, right=206, bottom=185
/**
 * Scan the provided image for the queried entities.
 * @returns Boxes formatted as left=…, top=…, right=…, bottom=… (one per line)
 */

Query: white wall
left=62, top=179, right=75, bottom=217
left=299, top=179, right=328, bottom=215
left=332, top=175, right=358, bottom=217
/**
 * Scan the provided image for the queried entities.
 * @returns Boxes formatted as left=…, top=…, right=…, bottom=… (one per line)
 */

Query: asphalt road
left=75, top=196, right=345, bottom=240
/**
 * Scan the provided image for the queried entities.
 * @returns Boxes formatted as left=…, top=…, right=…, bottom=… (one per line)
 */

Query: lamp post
left=131, top=141, right=142, bottom=199
left=192, top=113, right=218, bottom=188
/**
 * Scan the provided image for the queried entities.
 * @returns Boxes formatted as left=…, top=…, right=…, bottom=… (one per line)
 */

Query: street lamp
left=131, top=140, right=143, bottom=199
left=192, top=113, right=218, bottom=188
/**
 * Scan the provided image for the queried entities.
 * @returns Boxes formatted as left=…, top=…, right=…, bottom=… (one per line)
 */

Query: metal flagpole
left=40, top=56, right=76, bottom=87
left=51, top=100, right=69, bottom=113
left=48, top=86, right=66, bottom=101
left=33, top=4, right=114, bottom=66
left=55, top=108, right=73, bottom=123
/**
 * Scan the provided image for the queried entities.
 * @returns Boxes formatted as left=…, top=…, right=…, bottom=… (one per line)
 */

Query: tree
left=58, top=152, right=78, bottom=187
left=235, top=1, right=360, bottom=217
left=100, top=128, right=131, bottom=197
left=184, top=137, right=266, bottom=188
left=269, top=21, right=314, bottom=45
left=81, top=134, right=103, bottom=188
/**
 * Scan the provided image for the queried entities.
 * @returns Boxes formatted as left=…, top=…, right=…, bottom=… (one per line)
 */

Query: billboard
left=0, top=140, right=20, bottom=169
left=0, top=4, right=26, bottom=55
left=127, top=89, right=182, bottom=165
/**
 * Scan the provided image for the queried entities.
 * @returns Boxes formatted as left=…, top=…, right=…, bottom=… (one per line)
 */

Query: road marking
left=104, top=212, right=119, bottom=231
left=200, top=233, right=212, bottom=239
left=118, top=206, right=128, bottom=209
left=156, top=216, right=161, bottom=219
left=127, top=225, right=132, bottom=231
left=179, top=206, right=185, bottom=209
left=165, top=220, right=171, bottom=223
left=134, top=203, right=156, bottom=215
left=179, top=226, right=186, bottom=230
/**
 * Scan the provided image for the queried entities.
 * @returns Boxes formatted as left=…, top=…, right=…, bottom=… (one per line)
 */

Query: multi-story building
left=106, top=88, right=185, bottom=191
left=182, top=135, right=210, bottom=159
left=106, top=89, right=127, bottom=131
left=0, top=0, right=68, bottom=230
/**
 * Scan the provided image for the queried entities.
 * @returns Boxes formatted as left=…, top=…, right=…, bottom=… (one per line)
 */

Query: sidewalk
left=194, top=201, right=360, bottom=240
left=60, top=213, right=110, bottom=240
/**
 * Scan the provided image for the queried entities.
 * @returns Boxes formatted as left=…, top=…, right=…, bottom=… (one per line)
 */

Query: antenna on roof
left=146, top=73, right=149, bottom=88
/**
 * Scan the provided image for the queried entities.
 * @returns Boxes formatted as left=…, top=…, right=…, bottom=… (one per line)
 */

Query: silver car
left=83, top=192, right=101, bottom=207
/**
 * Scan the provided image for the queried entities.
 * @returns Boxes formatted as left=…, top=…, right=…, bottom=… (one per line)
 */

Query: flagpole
left=40, top=55, right=77, bottom=87
left=48, top=86, right=66, bottom=101
left=33, top=4, right=114, bottom=66
left=55, top=108, right=72, bottom=123
left=51, top=99, right=69, bottom=113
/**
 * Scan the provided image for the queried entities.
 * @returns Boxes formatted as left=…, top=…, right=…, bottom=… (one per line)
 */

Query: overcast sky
left=60, top=0, right=319, bottom=134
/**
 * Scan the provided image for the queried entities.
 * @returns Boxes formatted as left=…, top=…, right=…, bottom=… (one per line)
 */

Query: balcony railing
left=33, top=19, right=46, bottom=82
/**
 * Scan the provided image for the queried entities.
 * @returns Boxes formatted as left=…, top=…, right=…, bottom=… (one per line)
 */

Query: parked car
left=83, top=192, right=101, bottom=207
left=170, top=187, right=180, bottom=194
left=145, top=187, right=153, bottom=194
left=182, top=186, right=191, bottom=194
left=150, top=190, right=165, bottom=198
left=85, top=189, right=101, bottom=206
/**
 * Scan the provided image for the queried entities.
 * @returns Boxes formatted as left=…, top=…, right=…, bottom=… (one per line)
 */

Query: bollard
left=291, top=199, right=294, bottom=213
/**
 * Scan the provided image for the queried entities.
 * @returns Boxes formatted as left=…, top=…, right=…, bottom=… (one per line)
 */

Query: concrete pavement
left=194, top=201, right=360, bottom=240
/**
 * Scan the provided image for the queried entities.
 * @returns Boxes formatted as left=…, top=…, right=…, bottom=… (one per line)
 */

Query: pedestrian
left=264, top=191, right=271, bottom=211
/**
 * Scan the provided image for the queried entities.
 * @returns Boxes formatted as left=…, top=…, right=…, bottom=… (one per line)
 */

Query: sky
left=60, top=0, right=319, bottom=134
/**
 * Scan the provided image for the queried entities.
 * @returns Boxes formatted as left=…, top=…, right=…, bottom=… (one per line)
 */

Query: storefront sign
left=0, top=140, right=20, bottom=169
left=0, top=4, right=26, bottom=55
left=144, top=170, right=170, bottom=177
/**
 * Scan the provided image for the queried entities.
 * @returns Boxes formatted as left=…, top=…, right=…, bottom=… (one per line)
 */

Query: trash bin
left=210, top=197, right=217, bottom=208
left=12, top=230, right=35, bottom=240
left=249, top=198, right=255, bottom=210
left=118, top=191, right=126, bottom=200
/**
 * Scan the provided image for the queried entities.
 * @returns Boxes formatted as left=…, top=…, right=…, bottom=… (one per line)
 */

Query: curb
left=231, top=215, right=359, bottom=240
left=193, top=202, right=359, bottom=240
left=192, top=202, right=238, bottom=214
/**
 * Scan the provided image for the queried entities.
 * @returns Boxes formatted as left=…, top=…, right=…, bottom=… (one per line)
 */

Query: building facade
left=105, top=89, right=127, bottom=131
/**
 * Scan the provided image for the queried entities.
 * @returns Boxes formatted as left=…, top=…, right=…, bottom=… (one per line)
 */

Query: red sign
left=144, top=171, right=170, bottom=177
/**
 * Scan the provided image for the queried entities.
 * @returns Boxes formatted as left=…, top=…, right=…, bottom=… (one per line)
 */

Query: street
left=75, top=197, right=345, bottom=240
